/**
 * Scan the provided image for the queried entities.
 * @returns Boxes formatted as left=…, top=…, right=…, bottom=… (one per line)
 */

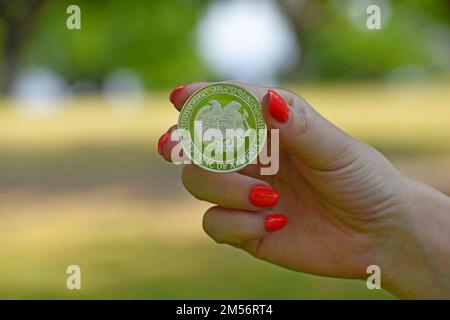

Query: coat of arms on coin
left=178, top=83, right=267, bottom=173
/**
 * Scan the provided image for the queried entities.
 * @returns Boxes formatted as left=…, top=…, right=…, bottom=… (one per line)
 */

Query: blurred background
left=0, top=0, right=449, bottom=299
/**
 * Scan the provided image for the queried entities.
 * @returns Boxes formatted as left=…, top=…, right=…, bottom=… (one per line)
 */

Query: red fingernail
left=265, top=214, right=288, bottom=232
left=268, top=89, right=289, bottom=123
left=169, top=85, right=186, bottom=104
left=157, top=131, right=169, bottom=155
left=249, top=185, right=279, bottom=207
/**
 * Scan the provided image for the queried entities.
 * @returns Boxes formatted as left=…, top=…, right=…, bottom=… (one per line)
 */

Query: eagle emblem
left=196, top=99, right=250, bottom=153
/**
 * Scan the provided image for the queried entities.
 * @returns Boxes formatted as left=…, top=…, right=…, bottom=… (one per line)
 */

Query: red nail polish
left=249, top=185, right=279, bottom=207
left=265, top=214, right=288, bottom=232
left=268, top=89, right=289, bottom=123
left=157, top=131, right=169, bottom=155
left=169, top=85, right=186, bottom=104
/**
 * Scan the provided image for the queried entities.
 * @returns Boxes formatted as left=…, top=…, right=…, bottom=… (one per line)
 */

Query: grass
left=0, top=81, right=449, bottom=299
left=0, top=189, right=394, bottom=299
left=1, top=81, right=449, bottom=154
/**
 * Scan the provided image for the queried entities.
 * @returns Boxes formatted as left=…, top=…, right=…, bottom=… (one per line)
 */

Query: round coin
left=178, top=83, right=267, bottom=173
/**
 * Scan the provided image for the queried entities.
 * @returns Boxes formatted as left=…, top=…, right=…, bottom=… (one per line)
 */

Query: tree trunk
left=0, top=0, right=46, bottom=95
left=275, top=0, right=329, bottom=79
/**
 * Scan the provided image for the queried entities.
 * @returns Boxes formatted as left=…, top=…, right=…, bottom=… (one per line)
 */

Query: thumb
left=261, top=89, right=363, bottom=170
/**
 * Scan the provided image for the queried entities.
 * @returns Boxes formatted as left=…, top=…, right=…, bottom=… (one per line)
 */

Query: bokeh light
left=197, top=0, right=299, bottom=84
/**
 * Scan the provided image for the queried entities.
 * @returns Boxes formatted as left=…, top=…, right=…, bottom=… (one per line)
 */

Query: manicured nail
left=265, top=214, right=288, bottom=232
left=169, top=85, right=186, bottom=104
left=249, top=185, right=279, bottom=207
left=268, top=89, right=289, bottom=123
left=157, top=131, right=169, bottom=155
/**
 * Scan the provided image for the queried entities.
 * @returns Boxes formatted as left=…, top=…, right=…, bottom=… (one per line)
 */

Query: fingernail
left=265, top=214, right=288, bottom=232
left=249, top=185, right=279, bottom=207
left=157, top=131, right=169, bottom=155
left=169, top=85, right=186, bottom=104
left=268, top=89, right=289, bottom=123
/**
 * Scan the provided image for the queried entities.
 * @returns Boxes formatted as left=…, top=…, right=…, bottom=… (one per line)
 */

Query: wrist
left=377, top=177, right=450, bottom=298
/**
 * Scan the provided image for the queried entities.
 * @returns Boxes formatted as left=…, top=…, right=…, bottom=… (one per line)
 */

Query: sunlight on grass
left=0, top=188, right=394, bottom=299
left=0, top=82, right=449, bottom=153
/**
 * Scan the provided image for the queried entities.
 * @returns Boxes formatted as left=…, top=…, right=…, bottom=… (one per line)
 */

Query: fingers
left=157, top=124, right=269, bottom=183
left=181, top=165, right=278, bottom=211
left=166, top=81, right=364, bottom=171
left=203, top=206, right=288, bottom=245
left=261, top=89, right=364, bottom=170
left=168, top=82, right=210, bottom=111
left=157, top=125, right=188, bottom=163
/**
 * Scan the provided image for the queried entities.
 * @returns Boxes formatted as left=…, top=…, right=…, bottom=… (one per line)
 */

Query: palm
left=243, top=149, right=401, bottom=278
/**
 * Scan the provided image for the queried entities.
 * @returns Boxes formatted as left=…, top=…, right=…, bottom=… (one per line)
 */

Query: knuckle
left=219, top=177, right=234, bottom=206
left=180, top=165, right=191, bottom=190
left=202, top=208, right=214, bottom=233
left=320, top=137, right=366, bottom=172
left=231, top=217, right=247, bottom=244
left=291, top=103, right=311, bottom=137
left=181, top=166, right=203, bottom=200
left=202, top=208, right=225, bottom=244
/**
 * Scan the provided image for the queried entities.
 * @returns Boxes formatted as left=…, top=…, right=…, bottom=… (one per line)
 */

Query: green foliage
left=2, top=0, right=448, bottom=87
left=23, top=0, right=208, bottom=88
left=300, top=0, right=450, bottom=80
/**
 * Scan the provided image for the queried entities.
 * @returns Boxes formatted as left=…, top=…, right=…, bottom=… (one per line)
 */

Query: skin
left=159, top=81, right=450, bottom=299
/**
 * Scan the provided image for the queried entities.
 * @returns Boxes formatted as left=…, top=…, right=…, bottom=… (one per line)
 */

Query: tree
left=0, top=0, right=47, bottom=94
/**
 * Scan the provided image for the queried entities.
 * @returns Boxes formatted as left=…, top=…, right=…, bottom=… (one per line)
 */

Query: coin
left=178, top=83, right=267, bottom=173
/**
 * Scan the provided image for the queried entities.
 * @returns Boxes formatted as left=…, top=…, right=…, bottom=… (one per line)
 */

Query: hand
left=158, top=81, right=450, bottom=298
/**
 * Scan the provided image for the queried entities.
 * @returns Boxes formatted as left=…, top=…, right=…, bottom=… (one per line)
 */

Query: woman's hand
left=158, top=81, right=450, bottom=298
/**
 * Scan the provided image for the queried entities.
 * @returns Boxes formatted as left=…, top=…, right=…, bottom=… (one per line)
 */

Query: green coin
left=178, top=83, right=267, bottom=173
